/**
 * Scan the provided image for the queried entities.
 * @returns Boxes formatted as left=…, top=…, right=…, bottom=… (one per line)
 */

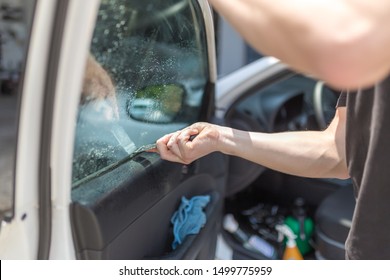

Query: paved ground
left=0, top=94, right=17, bottom=212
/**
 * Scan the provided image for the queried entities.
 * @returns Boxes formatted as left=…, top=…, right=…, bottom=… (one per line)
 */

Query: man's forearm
left=216, top=107, right=347, bottom=179
left=208, top=0, right=390, bottom=89
left=218, top=128, right=348, bottom=179
left=157, top=108, right=348, bottom=179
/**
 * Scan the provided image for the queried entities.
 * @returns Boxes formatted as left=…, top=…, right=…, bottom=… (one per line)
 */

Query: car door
left=65, top=0, right=350, bottom=261
left=41, top=0, right=226, bottom=260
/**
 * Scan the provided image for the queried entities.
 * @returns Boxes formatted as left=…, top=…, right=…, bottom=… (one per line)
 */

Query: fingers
left=177, top=129, right=197, bottom=156
left=156, top=132, right=186, bottom=164
left=155, top=127, right=200, bottom=164
left=166, top=131, right=182, bottom=158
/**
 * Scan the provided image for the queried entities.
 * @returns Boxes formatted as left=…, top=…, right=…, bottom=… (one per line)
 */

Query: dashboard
left=224, top=74, right=340, bottom=196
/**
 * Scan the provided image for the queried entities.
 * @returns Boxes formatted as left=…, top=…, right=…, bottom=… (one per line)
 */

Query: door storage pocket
left=159, top=191, right=221, bottom=260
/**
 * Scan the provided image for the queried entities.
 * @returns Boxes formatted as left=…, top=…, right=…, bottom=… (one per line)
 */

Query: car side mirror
left=127, top=84, right=185, bottom=123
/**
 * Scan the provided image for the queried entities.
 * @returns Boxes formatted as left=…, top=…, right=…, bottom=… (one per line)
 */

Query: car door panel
left=71, top=151, right=225, bottom=259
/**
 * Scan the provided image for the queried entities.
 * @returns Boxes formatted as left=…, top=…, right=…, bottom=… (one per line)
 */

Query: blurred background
left=0, top=0, right=35, bottom=212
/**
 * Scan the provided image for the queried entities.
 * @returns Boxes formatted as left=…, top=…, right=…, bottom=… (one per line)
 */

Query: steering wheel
left=313, top=81, right=339, bottom=130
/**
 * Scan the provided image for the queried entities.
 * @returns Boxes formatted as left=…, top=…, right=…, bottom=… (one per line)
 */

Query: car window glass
left=72, top=0, right=209, bottom=186
left=0, top=0, right=35, bottom=215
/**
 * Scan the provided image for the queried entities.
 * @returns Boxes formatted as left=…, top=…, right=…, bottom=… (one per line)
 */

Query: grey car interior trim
left=198, top=0, right=217, bottom=83
left=215, top=57, right=289, bottom=118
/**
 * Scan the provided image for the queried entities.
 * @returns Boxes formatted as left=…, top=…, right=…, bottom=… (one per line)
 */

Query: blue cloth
left=171, top=195, right=211, bottom=250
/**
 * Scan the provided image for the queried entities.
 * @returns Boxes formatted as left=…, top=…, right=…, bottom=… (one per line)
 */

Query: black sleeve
left=336, top=92, right=347, bottom=108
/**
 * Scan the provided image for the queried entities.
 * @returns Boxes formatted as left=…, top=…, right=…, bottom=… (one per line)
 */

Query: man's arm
left=157, top=107, right=348, bottom=179
left=208, top=0, right=390, bottom=89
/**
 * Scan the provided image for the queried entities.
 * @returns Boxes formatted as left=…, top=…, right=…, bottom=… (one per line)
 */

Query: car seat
left=314, top=184, right=356, bottom=259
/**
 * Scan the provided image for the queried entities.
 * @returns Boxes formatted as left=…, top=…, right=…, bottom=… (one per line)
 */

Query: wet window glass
left=0, top=0, right=35, bottom=214
left=72, top=0, right=209, bottom=186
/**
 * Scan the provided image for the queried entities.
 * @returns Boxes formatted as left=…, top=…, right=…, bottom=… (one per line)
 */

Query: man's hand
left=155, top=122, right=221, bottom=164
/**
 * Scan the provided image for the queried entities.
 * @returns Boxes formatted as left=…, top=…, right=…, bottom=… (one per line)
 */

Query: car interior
left=219, top=73, right=355, bottom=260
left=0, top=0, right=356, bottom=260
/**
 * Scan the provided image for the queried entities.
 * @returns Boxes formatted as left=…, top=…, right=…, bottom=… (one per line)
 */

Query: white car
left=0, top=0, right=352, bottom=260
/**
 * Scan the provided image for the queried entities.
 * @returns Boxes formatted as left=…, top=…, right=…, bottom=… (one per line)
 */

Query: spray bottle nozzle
left=276, top=224, right=297, bottom=245
left=275, top=224, right=304, bottom=260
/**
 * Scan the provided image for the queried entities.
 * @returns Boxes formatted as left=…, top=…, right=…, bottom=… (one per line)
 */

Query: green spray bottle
left=284, top=197, right=314, bottom=256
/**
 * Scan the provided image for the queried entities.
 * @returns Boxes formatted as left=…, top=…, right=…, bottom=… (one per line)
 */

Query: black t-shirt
left=337, top=75, right=390, bottom=259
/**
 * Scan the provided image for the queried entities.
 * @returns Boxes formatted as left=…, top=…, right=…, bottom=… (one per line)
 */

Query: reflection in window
left=72, top=0, right=209, bottom=185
